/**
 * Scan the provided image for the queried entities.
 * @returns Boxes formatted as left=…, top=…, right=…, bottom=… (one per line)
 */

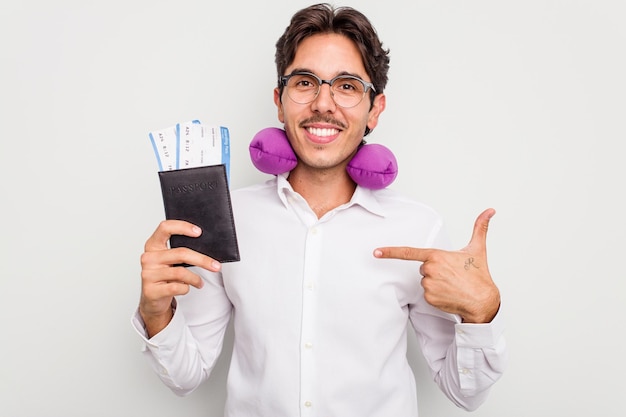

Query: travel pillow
left=249, top=127, right=398, bottom=190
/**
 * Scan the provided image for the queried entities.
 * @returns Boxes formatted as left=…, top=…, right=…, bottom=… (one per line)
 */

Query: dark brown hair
left=275, top=3, right=390, bottom=96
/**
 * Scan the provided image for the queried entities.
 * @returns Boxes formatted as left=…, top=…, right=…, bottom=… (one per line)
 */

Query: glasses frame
left=279, top=71, right=377, bottom=108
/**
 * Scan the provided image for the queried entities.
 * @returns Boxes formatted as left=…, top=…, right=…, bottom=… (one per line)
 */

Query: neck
left=287, top=167, right=356, bottom=218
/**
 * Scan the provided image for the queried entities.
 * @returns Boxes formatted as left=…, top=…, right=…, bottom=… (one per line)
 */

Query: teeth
left=307, top=127, right=338, bottom=137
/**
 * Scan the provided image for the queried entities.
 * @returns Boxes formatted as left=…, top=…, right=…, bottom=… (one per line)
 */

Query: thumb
left=464, top=208, right=496, bottom=253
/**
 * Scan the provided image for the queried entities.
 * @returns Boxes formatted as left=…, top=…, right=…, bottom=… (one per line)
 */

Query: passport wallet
left=158, top=164, right=240, bottom=263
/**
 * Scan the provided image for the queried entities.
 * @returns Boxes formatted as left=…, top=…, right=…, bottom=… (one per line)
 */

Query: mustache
left=299, top=116, right=347, bottom=130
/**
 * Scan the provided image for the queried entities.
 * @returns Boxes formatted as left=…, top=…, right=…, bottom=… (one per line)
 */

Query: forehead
left=287, top=33, right=367, bottom=79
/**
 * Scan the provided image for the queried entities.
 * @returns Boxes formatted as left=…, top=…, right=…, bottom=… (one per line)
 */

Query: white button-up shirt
left=132, top=174, right=506, bottom=417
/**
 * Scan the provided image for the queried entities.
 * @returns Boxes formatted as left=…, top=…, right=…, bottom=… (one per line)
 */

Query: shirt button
left=304, top=401, right=312, bottom=407
left=310, top=227, right=318, bottom=235
left=461, top=368, right=471, bottom=374
left=304, top=342, right=313, bottom=349
left=305, top=281, right=315, bottom=290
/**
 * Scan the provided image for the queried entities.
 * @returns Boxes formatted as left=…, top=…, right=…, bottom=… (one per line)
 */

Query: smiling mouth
left=306, top=127, right=340, bottom=137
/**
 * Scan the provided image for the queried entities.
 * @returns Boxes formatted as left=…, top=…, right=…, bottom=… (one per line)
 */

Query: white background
left=1, top=1, right=625, bottom=416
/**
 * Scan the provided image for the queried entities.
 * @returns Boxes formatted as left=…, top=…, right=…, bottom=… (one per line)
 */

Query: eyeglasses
left=279, top=71, right=376, bottom=108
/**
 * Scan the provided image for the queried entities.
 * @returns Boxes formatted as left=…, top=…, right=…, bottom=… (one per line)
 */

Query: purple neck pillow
left=249, top=127, right=398, bottom=190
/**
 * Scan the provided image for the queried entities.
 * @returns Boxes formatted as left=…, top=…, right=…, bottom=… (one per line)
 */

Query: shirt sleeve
left=130, top=267, right=233, bottom=396
left=407, top=219, right=507, bottom=411
left=409, top=300, right=507, bottom=411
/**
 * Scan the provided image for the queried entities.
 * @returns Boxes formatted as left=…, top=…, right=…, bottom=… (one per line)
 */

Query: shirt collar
left=275, top=173, right=386, bottom=218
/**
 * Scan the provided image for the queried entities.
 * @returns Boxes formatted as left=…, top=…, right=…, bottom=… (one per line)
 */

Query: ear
left=274, top=88, right=285, bottom=123
left=366, top=93, right=386, bottom=133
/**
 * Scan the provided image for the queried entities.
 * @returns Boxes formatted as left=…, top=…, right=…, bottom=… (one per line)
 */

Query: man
left=133, top=3, right=506, bottom=416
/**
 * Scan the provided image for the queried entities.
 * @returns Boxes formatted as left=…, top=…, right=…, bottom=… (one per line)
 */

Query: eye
left=335, top=78, right=362, bottom=93
left=297, top=79, right=314, bottom=88
left=291, top=74, right=318, bottom=89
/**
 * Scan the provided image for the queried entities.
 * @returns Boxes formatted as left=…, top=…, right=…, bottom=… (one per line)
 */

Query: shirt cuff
left=454, top=306, right=505, bottom=348
left=130, top=299, right=181, bottom=350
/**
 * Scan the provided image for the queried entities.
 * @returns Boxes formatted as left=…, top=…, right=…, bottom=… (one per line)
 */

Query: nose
left=311, top=81, right=337, bottom=112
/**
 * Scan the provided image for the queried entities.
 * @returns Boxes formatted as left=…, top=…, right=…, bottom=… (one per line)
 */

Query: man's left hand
left=374, top=208, right=501, bottom=323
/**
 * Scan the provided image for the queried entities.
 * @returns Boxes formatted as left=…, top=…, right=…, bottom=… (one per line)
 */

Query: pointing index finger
left=374, top=246, right=433, bottom=262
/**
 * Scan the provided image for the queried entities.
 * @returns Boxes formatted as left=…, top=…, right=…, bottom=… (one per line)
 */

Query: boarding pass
left=149, top=120, right=231, bottom=182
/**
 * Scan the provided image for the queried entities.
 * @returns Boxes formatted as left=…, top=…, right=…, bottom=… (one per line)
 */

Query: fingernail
left=374, top=249, right=383, bottom=258
left=211, top=261, right=221, bottom=271
left=192, top=226, right=202, bottom=235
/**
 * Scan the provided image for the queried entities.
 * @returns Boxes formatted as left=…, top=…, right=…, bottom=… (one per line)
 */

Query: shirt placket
left=300, top=222, right=322, bottom=416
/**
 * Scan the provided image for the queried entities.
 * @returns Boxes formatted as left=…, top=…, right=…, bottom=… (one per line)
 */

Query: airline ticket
left=149, top=120, right=231, bottom=183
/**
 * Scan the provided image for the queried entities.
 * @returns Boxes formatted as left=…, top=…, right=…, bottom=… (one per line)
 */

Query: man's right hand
left=139, top=220, right=222, bottom=337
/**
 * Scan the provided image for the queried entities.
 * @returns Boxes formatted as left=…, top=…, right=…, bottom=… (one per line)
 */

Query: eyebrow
left=287, top=68, right=368, bottom=80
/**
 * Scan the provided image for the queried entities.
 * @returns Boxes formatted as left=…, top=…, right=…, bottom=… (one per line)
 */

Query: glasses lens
left=331, top=77, right=366, bottom=108
left=286, top=73, right=319, bottom=104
